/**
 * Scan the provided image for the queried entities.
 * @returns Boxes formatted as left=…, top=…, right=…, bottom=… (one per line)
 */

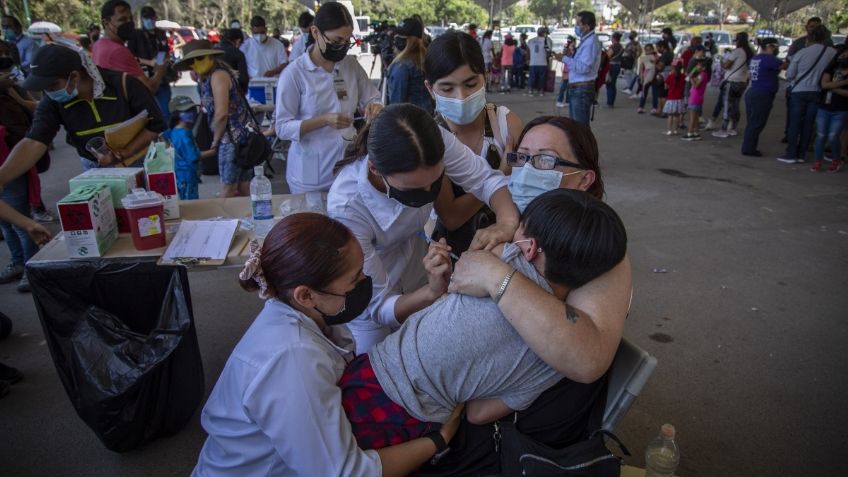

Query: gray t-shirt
left=368, top=243, right=563, bottom=423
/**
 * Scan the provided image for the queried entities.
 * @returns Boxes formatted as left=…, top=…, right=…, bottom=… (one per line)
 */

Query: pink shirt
left=92, top=37, right=144, bottom=77
left=688, top=71, right=709, bottom=105
left=501, top=44, right=515, bottom=67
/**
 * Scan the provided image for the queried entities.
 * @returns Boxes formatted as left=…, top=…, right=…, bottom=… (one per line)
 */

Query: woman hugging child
left=662, top=59, right=686, bottom=135
left=162, top=96, right=216, bottom=200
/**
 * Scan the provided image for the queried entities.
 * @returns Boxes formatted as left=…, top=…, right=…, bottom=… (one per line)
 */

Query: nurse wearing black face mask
left=327, top=103, right=520, bottom=354
left=275, top=2, right=383, bottom=194
left=193, top=213, right=464, bottom=475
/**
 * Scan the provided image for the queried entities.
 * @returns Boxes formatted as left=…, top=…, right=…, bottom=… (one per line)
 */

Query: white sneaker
left=555, top=102, right=565, bottom=108
left=704, top=119, right=718, bottom=130
left=712, top=130, right=729, bottom=138
left=727, top=129, right=738, bottom=136
left=628, top=94, right=639, bottom=99
left=664, top=130, right=674, bottom=136
left=622, top=88, right=632, bottom=94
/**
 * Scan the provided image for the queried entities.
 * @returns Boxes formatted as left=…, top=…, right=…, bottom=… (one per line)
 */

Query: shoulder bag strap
left=121, top=72, right=128, bottom=99
left=792, top=45, right=829, bottom=88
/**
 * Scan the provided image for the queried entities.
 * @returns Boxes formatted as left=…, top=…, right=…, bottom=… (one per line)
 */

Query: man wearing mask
left=290, top=11, right=314, bottom=61
left=0, top=44, right=165, bottom=182
left=1, top=16, right=36, bottom=72
left=240, top=15, right=288, bottom=78
left=92, top=0, right=169, bottom=93
left=562, top=11, right=601, bottom=127
left=128, top=6, right=172, bottom=117
left=215, top=28, right=249, bottom=92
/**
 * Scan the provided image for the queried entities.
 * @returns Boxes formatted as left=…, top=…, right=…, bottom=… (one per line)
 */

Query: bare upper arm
left=565, top=255, right=632, bottom=363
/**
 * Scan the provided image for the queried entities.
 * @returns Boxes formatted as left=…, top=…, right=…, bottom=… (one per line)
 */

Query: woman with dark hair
left=426, top=31, right=524, bottom=254
left=427, top=116, right=631, bottom=474
left=193, top=213, right=463, bottom=476
left=506, top=116, right=603, bottom=212
left=275, top=2, right=381, bottom=193
left=328, top=103, right=519, bottom=354
left=710, top=32, right=753, bottom=138
left=174, top=40, right=254, bottom=198
left=386, top=17, right=431, bottom=113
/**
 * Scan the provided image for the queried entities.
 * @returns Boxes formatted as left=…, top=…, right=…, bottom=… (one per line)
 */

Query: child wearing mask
left=161, top=96, right=215, bottom=200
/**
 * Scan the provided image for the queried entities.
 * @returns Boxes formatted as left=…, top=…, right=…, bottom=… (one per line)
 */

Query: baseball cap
left=396, top=17, right=423, bottom=38
left=169, top=95, right=196, bottom=112
left=22, top=44, right=83, bottom=91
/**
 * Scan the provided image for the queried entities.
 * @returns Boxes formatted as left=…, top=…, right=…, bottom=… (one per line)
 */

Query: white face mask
left=255, top=33, right=267, bottom=43
left=434, top=86, right=486, bottom=125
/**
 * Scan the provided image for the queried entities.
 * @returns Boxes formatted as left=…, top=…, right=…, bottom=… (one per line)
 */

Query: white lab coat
left=275, top=50, right=380, bottom=193
left=327, top=130, right=509, bottom=354
left=192, top=299, right=382, bottom=476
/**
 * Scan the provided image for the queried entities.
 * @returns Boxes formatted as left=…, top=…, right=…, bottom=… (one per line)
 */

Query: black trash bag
left=27, top=258, right=204, bottom=452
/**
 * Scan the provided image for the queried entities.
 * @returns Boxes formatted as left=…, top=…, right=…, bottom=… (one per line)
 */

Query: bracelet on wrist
left=494, top=268, right=517, bottom=304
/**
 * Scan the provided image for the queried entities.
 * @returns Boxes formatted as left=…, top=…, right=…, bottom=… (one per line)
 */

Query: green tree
left=503, top=4, right=535, bottom=25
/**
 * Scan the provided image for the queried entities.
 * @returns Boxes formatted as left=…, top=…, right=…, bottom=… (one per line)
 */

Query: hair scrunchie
left=239, top=239, right=270, bottom=299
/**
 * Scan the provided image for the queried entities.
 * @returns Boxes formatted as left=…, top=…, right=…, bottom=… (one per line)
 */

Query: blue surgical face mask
left=45, top=74, right=78, bottom=103
left=142, top=18, right=155, bottom=31
left=434, top=86, right=486, bottom=125
left=508, top=165, right=564, bottom=212
left=574, top=26, right=582, bottom=39
left=179, top=110, right=197, bottom=124
left=3, top=29, right=16, bottom=41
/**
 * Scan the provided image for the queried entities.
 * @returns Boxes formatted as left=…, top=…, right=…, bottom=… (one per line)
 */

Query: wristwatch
left=426, top=431, right=450, bottom=464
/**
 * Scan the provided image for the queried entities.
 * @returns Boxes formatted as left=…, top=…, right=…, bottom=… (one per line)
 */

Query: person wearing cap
left=92, top=0, right=170, bottom=94
left=275, top=2, right=381, bottom=194
left=215, top=28, right=249, bottom=93
left=386, top=17, right=430, bottom=114
left=1, top=15, right=36, bottom=73
left=162, top=96, right=216, bottom=200
left=240, top=15, right=288, bottom=79
left=740, top=38, right=783, bottom=157
left=175, top=40, right=254, bottom=197
left=128, top=6, right=173, bottom=117
left=0, top=43, right=166, bottom=186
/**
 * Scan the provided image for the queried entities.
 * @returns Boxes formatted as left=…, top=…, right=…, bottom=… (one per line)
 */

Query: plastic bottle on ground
left=645, top=423, right=680, bottom=477
left=250, top=166, right=273, bottom=239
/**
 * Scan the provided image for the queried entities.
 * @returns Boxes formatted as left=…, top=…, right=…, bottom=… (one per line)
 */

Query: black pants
left=412, top=374, right=608, bottom=477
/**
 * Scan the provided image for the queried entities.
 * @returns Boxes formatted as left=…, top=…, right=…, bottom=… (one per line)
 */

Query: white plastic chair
left=602, top=337, right=658, bottom=432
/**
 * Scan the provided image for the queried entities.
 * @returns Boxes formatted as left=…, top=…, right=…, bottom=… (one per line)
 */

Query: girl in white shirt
left=327, top=103, right=520, bottom=354
left=192, top=213, right=462, bottom=477
left=275, top=2, right=381, bottom=193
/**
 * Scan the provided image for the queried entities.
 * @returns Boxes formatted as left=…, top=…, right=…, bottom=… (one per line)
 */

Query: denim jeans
left=0, top=174, right=38, bottom=267
left=814, top=109, right=848, bottom=162
left=529, top=65, right=547, bottom=92
left=785, top=91, right=819, bottom=159
left=606, top=63, right=621, bottom=106
left=711, top=82, right=726, bottom=119
left=741, top=89, right=775, bottom=154
left=557, top=79, right=569, bottom=103
left=569, top=84, right=595, bottom=126
left=639, top=82, right=659, bottom=109
left=627, top=71, right=640, bottom=91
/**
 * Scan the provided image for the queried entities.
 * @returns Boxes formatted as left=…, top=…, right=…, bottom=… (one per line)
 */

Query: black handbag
left=497, top=421, right=629, bottom=476
left=223, top=71, right=272, bottom=170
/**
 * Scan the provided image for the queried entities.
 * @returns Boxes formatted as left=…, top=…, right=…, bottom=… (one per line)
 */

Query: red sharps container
left=121, top=188, right=166, bottom=250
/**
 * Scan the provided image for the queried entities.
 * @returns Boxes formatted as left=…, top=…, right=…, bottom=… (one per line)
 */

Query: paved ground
left=1, top=56, right=846, bottom=476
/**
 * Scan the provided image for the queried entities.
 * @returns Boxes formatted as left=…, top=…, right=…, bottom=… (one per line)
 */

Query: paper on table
left=161, top=220, right=239, bottom=264
left=105, top=109, right=149, bottom=166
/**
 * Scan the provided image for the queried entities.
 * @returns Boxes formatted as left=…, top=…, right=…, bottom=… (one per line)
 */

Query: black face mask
left=116, top=21, right=135, bottom=41
left=314, top=276, right=373, bottom=326
left=319, top=32, right=350, bottom=63
left=0, top=57, right=14, bottom=70
left=393, top=36, right=407, bottom=52
left=382, top=170, right=444, bottom=208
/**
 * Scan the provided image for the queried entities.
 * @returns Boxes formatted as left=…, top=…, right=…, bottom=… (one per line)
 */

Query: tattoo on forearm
left=565, top=304, right=579, bottom=325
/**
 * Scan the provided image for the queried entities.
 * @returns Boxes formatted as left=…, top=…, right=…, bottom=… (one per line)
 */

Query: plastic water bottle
left=645, top=424, right=679, bottom=477
left=250, top=166, right=273, bottom=239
